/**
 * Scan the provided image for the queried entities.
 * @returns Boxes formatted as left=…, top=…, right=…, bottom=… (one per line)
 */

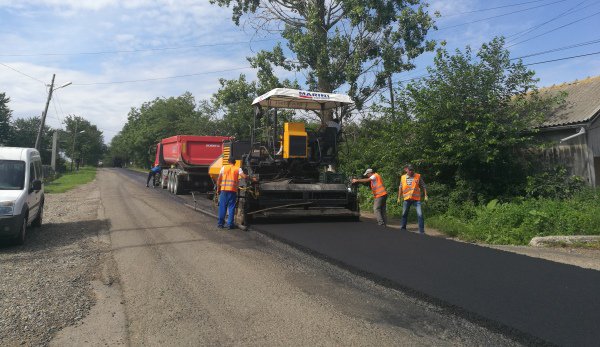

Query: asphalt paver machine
left=209, top=88, right=360, bottom=226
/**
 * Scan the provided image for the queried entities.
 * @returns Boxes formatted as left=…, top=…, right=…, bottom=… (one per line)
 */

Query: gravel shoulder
left=0, top=179, right=117, bottom=346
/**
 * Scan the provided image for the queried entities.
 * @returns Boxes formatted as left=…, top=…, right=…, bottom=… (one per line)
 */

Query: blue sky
left=0, top=0, right=598, bottom=143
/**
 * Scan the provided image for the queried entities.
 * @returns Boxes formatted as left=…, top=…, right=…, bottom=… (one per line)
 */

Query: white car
left=0, top=147, right=44, bottom=245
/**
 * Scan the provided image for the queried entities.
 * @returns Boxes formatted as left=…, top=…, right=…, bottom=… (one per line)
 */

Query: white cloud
left=429, top=0, right=476, bottom=17
left=0, top=1, right=259, bottom=142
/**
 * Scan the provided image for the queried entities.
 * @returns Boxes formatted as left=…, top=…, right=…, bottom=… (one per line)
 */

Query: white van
left=0, top=147, right=44, bottom=245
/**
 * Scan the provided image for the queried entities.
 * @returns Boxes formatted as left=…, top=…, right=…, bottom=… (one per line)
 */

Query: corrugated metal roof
left=539, top=75, right=600, bottom=128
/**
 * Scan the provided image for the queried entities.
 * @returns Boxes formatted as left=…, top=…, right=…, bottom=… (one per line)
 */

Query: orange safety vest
left=370, top=173, right=387, bottom=198
left=220, top=165, right=240, bottom=192
left=401, top=173, right=421, bottom=201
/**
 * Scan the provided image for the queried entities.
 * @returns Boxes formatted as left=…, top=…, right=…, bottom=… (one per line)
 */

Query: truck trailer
left=155, top=135, right=229, bottom=195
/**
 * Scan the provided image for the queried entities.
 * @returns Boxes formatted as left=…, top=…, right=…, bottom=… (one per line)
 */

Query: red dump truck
left=154, top=135, right=229, bottom=195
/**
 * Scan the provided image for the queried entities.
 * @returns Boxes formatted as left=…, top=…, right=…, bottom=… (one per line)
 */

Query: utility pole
left=35, top=74, right=55, bottom=150
left=51, top=131, right=58, bottom=171
left=70, top=118, right=78, bottom=172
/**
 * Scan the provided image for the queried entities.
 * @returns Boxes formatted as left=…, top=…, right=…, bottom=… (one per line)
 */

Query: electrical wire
left=391, top=47, right=600, bottom=84
left=437, top=0, right=567, bottom=31
left=72, top=66, right=254, bottom=86
left=505, top=0, right=592, bottom=41
left=0, top=62, right=46, bottom=84
left=507, top=9, right=600, bottom=47
left=52, top=95, right=67, bottom=128
left=522, top=50, right=600, bottom=66
left=441, top=0, right=553, bottom=17
left=511, top=38, right=600, bottom=60
left=0, top=38, right=278, bottom=57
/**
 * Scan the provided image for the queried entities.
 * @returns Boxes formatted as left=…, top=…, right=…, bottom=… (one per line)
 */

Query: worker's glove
left=397, top=198, right=401, bottom=204
left=424, top=195, right=429, bottom=202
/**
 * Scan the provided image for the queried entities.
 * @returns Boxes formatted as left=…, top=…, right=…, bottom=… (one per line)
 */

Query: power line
left=441, top=0, right=552, bottom=17
left=512, top=38, right=600, bottom=60
left=0, top=38, right=278, bottom=57
left=507, top=9, right=600, bottom=47
left=0, top=62, right=46, bottom=84
left=392, top=48, right=600, bottom=83
left=53, top=93, right=67, bottom=127
left=72, top=66, right=254, bottom=86
left=505, top=0, right=592, bottom=41
left=437, top=0, right=567, bottom=31
left=523, top=50, right=600, bottom=66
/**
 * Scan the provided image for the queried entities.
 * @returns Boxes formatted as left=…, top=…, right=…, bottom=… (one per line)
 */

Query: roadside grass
left=358, top=186, right=600, bottom=246
left=45, top=167, right=97, bottom=194
left=425, top=189, right=600, bottom=245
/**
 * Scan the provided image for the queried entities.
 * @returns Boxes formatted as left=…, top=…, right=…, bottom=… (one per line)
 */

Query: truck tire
left=168, top=172, right=174, bottom=193
left=174, top=175, right=183, bottom=195
left=161, top=173, right=167, bottom=189
left=234, top=194, right=253, bottom=227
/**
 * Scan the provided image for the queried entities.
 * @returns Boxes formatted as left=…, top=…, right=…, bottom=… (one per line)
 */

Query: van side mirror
left=32, top=180, right=42, bottom=191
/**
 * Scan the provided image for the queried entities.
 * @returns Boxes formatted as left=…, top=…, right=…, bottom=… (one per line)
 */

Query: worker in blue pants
left=146, top=164, right=161, bottom=187
left=216, top=157, right=249, bottom=229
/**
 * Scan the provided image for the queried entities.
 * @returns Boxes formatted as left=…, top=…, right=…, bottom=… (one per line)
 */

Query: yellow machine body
left=283, top=122, right=308, bottom=159
left=208, top=143, right=241, bottom=185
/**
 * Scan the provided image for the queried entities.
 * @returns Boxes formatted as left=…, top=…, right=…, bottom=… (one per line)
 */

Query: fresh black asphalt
left=254, top=221, right=600, bottom=346
left=123, top=168, right=600, bottom=346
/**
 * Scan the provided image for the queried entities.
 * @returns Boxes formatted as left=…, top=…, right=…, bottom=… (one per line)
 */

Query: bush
left=431, top=189, right=600, bottom=245
left=525, top=166, right=585, bottom=199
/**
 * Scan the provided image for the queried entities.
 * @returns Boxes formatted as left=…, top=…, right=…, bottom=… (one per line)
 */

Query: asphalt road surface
left=104, top=170, right=600, bottom=346
left=99, top=168, right=526, bottom=346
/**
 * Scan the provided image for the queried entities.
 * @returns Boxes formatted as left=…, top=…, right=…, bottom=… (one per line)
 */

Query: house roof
left=539, top=75, right=600, bottom=128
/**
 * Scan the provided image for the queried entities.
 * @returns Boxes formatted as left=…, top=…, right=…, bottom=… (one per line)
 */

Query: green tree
left=61, top=115, right=105, bottom=168
left=210, top=75, right=260, bottom=139
left=0, top=92, right=13, bottom=145
left=405, top=37, right=562, bottom=201
left=110, top=92, right=217, bottom=167
left=10, top=117, right=54, bottom=164
left=211, top=0, right=436, bottom=122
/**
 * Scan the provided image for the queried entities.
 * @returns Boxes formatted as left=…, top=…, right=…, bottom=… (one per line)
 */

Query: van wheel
left=32, top=201, right=43, bottom=227
left=14, top=216, right=27, bottom=245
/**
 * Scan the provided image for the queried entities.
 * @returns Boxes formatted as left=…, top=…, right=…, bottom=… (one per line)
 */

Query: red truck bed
left=156, top=135, right=229, bottom=167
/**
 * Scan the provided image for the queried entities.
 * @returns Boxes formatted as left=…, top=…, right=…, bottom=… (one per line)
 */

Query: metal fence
left=42, top=165, right=56, bottom=181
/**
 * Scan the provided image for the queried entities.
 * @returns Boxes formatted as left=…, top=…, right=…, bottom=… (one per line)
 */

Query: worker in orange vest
left=352, top=168, right=388, bottom=226
left=216, top=156, right=249, bottom=229
left=398, top=164, right=428, bottom=234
